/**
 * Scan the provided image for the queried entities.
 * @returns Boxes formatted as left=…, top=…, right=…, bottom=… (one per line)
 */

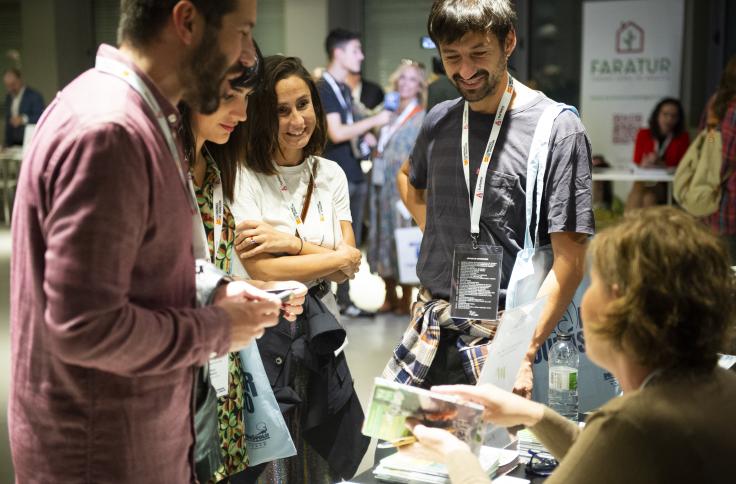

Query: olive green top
left=447, top=368, right=736, bottom=483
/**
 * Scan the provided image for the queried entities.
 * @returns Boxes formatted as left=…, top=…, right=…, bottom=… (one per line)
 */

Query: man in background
left=426, top=56, right=457, bottom=111
left=319, top=28, right=390, bottom=318
left=3, top=68, right=44, bottom=146
left=346, top=70, right=384, bottom=116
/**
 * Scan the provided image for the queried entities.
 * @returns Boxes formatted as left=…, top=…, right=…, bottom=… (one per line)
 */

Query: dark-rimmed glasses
left=230, top=40, right=264, bottom=90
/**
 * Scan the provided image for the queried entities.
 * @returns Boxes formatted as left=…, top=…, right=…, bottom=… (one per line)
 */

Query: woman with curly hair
left=403, top=206, right=736, bottom=484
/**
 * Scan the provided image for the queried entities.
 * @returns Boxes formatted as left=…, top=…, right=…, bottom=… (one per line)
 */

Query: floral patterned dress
left=367, top=110, right=425, bottom=278
left=192, top=153, right=248, bottom=483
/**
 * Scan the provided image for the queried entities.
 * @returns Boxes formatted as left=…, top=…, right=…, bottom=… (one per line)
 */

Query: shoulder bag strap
left=295, top=158, right=319, bottom=236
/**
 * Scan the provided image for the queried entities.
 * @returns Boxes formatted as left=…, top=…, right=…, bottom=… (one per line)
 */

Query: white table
left=0, top=147, right=23, bottom=224
left=592, top=166, right=675, bottom=205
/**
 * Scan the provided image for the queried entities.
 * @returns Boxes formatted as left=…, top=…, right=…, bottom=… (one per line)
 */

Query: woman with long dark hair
left=625, top=97, right=690, bottom=210
left=180, top=53, right=306, bottom=484
left=230, top=55, right=366, bottom=483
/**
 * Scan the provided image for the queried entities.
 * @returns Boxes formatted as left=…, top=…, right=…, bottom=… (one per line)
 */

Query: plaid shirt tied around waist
left=382, top=288, right=498, bottom=387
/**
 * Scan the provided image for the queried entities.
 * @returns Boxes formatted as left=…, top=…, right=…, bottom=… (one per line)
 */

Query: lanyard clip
left=471, top=233, right=480, bottom=250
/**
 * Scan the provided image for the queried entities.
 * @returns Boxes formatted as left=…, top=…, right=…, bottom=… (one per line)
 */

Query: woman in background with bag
left=367, top=59, right=427, bottom=315
left=181, top=55, right=306, bottom=484
left=404, top=206, right=736, bottom=484
left=230, top=55, right=367, bottom=483
left=704, top=55, right=736, bottom=264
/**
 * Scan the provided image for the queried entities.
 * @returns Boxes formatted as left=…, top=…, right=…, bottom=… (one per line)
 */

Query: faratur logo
left=590, top=57, right=670, bottom=76
left=589, top=21, right=671, bottom=78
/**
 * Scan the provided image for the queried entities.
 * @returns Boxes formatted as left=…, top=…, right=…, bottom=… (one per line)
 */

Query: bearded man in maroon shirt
left=8, top=1, right=291, bottom=482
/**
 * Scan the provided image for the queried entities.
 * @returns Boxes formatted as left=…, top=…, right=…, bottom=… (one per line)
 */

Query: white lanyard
left=461, top=75, right=514, bottom=246
left=639, top=369, right=664, bottom=389
left=275, top=157, right=326, bottom=245
left=323, top=72, right=354, bottom=124
left=190, top=148, right=225, bottom=264
left=95, top=56, right=197, bottom=213
left=188, top=149, right=229, bottom=397
left=377, top=99, right=420, bottom=154
left=654, top=135, right=672, bottom=159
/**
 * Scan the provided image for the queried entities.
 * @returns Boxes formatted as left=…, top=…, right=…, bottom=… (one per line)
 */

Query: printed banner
left=580, top=0, right=685, bottom=165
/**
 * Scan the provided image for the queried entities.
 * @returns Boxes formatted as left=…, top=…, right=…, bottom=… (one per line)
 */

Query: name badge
left=450, top=244, right=503, bottom=320
left=371, top=157, right=386, bottom=186
left=209, top=355, right=229, bottom=398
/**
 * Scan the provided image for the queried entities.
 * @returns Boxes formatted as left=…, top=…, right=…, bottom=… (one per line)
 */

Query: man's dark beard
left=451, top=57, right=507, bottom=103
left=181, top=23, right=229, bottom=115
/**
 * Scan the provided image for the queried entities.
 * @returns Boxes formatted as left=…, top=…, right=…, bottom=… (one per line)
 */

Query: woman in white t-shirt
left=230, top=59, right=361, bottom=312
left=229, top=56, right=362, bottom=483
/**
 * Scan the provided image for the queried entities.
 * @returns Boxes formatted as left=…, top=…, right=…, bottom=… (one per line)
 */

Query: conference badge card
left=450, top=244, right=502, bottom=320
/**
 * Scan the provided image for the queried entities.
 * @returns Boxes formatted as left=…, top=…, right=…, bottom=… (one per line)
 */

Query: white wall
left=255, top=0, right=328, bottom=73
left=285, top=0, right=328, bottom=72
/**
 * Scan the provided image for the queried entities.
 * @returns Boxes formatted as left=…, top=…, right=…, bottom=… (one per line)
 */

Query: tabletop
left=592, top=166, right=674, bottom=182
left=350, top=457, right=547, bottom=484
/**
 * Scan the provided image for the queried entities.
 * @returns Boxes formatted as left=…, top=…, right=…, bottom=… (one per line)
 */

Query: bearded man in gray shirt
left=393, top=0, right=593, bottom=398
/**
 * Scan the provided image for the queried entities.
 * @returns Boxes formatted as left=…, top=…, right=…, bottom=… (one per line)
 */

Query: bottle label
left=550, top=366, right=578, bottom=391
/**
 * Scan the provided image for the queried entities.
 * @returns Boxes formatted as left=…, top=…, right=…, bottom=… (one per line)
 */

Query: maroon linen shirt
left=9, top=45, right=231, bottom=483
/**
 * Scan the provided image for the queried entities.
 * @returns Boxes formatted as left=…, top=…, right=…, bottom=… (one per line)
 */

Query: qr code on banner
left=612, top=114, right=642, bottom=144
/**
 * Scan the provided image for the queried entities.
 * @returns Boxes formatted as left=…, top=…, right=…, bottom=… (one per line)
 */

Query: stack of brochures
left=372, top=446, right=518, bottom=483
left=362, top=378, right=485, bottom=454
left=517, top=428, right=548, bottom=458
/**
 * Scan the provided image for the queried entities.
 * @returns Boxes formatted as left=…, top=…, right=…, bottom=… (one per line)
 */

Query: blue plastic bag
left=239, top=343, right=297, bottom=466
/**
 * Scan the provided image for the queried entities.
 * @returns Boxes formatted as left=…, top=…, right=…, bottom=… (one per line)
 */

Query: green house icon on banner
left=616, top=21, right=644, bottom=54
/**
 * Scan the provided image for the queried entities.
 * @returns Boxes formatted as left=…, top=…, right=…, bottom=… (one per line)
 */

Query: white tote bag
left=505, top=103, right=618, bottom=413
left=239, top=343, right=297, bottom=465
left=394, top=226, right=423, bottom=285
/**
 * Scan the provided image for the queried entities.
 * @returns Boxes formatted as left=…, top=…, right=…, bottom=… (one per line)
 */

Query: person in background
left=367, top=59, right=427, bottom=315
left=179, top=52, right=307, bottom=482
left=346, top=70, right=385, bottom=116
left=625, top=97, right=689, bottom=211
left=231, top=55, right=368, bottom=483
left=3, top=67, right=44, bottom=146
left=8, top=1, right=286, bottom=482
left=318, top=28, right=391, bottom=318
left=426, top=56, right=458, bottom=111
left=705, top=55, right=736, bottom=265
left=406, top=206, right=736, bottom=484
left=591, top=155, right=613, bottom=210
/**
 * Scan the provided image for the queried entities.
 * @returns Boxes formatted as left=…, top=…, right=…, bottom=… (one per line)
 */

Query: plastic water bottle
left=548, top=332, right=579, bottom=421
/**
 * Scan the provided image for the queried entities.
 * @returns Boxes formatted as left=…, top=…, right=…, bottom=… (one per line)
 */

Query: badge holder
left=371, top=156, right=386, bottom=186
left=450, top=235, right=503, bottom=321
